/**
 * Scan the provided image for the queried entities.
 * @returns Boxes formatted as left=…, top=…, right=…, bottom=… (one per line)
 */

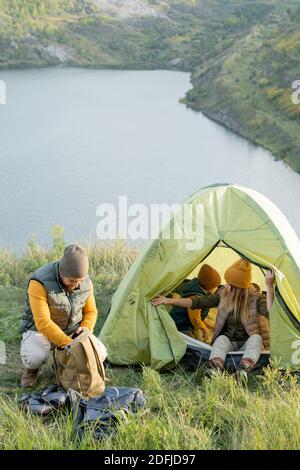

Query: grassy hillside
left=183, top=8, right=300, bottom=172
left=0, top=1, right=299, bottom=170
left=1, top=229, right=300, bottom=450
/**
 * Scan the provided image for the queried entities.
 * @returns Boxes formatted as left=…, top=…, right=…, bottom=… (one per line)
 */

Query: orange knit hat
left=198, top=264, right=221, bottom=291
left=224, top=259, right=252, bottom=289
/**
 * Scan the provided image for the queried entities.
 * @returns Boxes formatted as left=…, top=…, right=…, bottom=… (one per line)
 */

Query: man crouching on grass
left=20, top=244, right=106, bottom=387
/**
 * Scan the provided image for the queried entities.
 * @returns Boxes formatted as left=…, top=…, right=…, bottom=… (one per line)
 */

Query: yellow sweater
left=28, top=280, right=98, bottom=347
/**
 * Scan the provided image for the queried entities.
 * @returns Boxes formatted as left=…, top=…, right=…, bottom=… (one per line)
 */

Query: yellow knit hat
left=198, top=264, right=221, bottom=291
left=224, top=259, right=252, bottom=289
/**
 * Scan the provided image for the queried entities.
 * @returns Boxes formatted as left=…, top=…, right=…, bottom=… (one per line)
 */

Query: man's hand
left=75, top=326, right=87, bottom=335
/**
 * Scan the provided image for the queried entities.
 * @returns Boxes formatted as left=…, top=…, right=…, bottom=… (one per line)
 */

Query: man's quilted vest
left=20, top=261, right=92, bottom=335
left=212, top=294, right=270, bottom=349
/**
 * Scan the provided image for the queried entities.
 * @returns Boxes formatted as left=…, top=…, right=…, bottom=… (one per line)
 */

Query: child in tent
left=152, top=259, right=275, bottom=380
left=169, top=264, right=221, bottom=343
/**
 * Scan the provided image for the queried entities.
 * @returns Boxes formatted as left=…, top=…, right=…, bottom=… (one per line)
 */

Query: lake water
left=0, top=67, right=299, bottom=251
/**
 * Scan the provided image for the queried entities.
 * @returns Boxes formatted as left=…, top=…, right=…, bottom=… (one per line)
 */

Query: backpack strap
left=87, top=334, right=106, bottom=382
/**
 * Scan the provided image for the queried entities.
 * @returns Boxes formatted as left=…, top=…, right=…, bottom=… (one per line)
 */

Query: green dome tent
left=100, top=184, right=300, bottom=370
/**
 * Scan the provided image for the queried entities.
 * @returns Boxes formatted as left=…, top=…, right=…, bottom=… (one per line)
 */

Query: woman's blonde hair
left=219, top=285, right=252, bottom=322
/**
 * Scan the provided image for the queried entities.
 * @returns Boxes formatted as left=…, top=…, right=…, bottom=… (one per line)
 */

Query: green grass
left=1, top=229, right=300, bottom=449
left=1, top=362, right=300, bottom=450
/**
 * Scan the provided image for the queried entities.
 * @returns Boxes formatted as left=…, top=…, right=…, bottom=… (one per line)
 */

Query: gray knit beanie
left=59, top=244, right=89, bottom=278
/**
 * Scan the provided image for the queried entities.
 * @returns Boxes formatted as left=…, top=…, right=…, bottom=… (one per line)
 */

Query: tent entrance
left=182, top=244, right=267, bottom=292
left=166, top=243, right=300, bottom=369
left=169, top=244, right=271, bottom=368
left=171, top=241, right=300, bottom=330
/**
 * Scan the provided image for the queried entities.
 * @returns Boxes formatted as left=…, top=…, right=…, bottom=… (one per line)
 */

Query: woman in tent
left=152, top=259, right=275, bottom=378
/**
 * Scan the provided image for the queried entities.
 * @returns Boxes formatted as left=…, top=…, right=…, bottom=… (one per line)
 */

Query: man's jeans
left=20, top=330, right=107, bottom=369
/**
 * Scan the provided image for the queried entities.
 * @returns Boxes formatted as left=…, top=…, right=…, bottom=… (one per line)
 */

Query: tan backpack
left=53, top=330, right=106, bottom=399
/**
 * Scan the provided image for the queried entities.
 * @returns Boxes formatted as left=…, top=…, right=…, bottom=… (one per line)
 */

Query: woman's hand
left=152, top=295, right=193, bottom=309
left=265, top=268, right=275, bottom=312
left=265, top=268, right=275, bottom=289
left=151, top=295, right=171, bottom=306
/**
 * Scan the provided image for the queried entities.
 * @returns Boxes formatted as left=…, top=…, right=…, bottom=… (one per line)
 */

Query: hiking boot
left=205, top=358, right=225, bottom=378
left=234, top=368, right=249, bottom=386
left=21, top=368, right=40, bottom=388
left=234, top=362, right=252, bottom=386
